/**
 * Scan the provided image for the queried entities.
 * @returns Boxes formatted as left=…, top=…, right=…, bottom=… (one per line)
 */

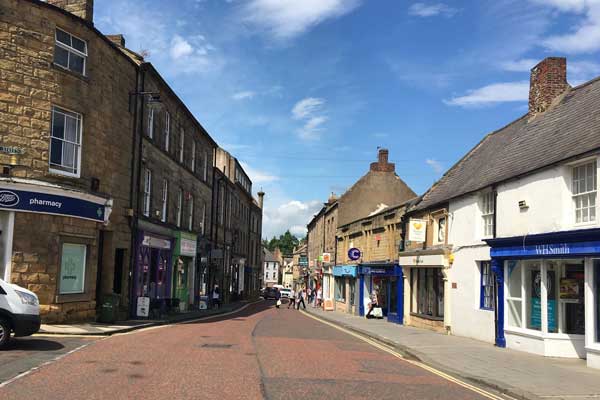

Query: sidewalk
left=38, top=299, right=259, bottom=336
left=305, top=307, right=600, bottom=400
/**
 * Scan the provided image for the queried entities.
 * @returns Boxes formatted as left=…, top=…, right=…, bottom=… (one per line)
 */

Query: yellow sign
left=409, top=218, right=426, bottom=242
left=322, top=253, right=331, bottom=263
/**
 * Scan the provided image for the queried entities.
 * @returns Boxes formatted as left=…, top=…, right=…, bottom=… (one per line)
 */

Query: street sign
left=348, top=248, right=361, bottom=261
left=322, top=253, right=331, bottom=263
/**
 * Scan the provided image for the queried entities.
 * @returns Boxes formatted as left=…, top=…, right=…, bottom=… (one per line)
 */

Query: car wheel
left=0, top=317, right=11, bottom=350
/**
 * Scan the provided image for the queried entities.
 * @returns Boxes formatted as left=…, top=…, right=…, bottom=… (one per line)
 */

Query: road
left=0, top=300, right=503, bottom=400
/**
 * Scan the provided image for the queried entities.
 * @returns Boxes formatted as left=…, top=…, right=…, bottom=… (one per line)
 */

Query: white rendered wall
left=448, top=194, right=495, bottom=343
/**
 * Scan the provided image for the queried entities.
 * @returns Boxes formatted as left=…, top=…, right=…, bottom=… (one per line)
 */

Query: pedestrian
left=211, top=284, right=221, bottom=309
left=307, top=287, right=313, bottom=304
left=365, top=289, right=379, bottom=319
left=275, top=288, right=282, bottom=308
left=287, top=288, right=296, bottom=309
left=316, top=288, right=322, bottom=308
left=296, top=288, right=306, bottom=310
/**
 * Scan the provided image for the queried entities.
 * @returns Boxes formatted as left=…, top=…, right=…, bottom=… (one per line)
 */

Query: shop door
left=373, top=277, right=389, bottom=316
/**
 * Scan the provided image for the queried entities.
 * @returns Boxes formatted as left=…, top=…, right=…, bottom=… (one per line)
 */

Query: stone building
left=306, top=194, right=337, bottom=295
left=0, top=0, right=137, bottom=322
left=212, top=148, right=263, bottom=302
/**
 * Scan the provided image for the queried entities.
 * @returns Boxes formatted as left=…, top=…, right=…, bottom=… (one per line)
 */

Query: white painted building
left=262, top=248, right=280, bottom=287
left=405, top=57, right=600, bottom=368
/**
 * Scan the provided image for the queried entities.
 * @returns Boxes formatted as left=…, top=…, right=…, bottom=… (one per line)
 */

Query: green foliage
left=265, top=230, right=299, bottom=255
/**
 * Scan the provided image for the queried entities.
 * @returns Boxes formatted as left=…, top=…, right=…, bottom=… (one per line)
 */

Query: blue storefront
left=333, top=265, right=358, bottom=314
left=358, top=263, right=404, bottom=324
left=485, top=228, right=600, bottom=367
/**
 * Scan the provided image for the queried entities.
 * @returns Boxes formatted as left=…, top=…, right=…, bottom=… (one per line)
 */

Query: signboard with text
left=408, top=219, right=426, bottom=242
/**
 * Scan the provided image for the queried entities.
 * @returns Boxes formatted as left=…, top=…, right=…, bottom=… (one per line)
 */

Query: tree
left=264, top=231, right=299, bottom=255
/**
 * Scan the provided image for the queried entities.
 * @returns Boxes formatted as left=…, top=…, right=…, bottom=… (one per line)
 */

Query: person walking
left=287, top=288, right=296, bottom=309
left=296, top=288, right=306, bottom=310
left=211, top=284, right=221, bottom=309
left=307, top=288, right=313, bottom=304
left=316, top=287, right=322, bottom=308
left=365, top=289, right=379, bottom=319
left=275, top=288, right=282, bottom=309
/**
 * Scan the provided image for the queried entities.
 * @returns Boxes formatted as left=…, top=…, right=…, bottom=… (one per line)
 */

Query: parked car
left=279, top=288, right=292, bottom=298
left=262, top=287, right=278, bottom=300
left=0, top=278, right=41, bottom=349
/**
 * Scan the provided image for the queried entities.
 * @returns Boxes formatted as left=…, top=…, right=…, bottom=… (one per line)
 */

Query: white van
left=0, top=278, right=41, bottom=349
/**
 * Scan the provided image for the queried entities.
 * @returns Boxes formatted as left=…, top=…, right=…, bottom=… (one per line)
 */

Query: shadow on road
left=3, top=338, right=66, bottom=352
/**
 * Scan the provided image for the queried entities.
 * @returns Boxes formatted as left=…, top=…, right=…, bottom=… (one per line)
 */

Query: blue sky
left=95, top=0, right=600, bottom=239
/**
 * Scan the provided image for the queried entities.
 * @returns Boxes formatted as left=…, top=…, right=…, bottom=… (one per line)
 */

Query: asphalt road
left=0, top=300, right=500, bottom=400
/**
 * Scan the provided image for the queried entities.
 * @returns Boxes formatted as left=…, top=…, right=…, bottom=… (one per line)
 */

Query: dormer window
left=54, top=29, right=87, bottom=75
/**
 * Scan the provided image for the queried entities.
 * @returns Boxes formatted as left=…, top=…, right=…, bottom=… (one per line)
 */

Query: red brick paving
left=0, top=301, right=491, bottom=400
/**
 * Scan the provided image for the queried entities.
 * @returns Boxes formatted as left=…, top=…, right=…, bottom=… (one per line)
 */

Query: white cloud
left=239, top=162, right=279, bottom=184
left=262, top=200, right=323, bottom=238
left=242, top=0, right=362, bottom=40
left=500, top=58, right=539, bottom=72
left=444, top=81, right=529, bottom=107
left=426, top=158, right=444, bottom=173
left=232, top=91, right=256, bottom=100
left=502, top=57, right=600, bottom=84
left=292, top=97, right=325, bottom=119
left=291, top=97, right=328, bottom=140
left=170, top=35, right=194, bottom=59
left=533, top=0, right=600, bottom=53
left=408, top=2, right=457, bottom=17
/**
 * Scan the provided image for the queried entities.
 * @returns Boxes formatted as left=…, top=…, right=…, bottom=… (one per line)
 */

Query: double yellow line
left=301, top=311, right=510, bottom=400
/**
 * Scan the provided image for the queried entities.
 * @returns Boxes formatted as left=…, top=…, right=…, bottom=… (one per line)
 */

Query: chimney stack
left=529, top=57, right=568, bottom=115
left=370, top=148, right=395, bottom=172
left=106, top=34, right=126, bottom=48
left=47, top=0, right=94, bottom=23
left=257, top=190, right=265, bottom=209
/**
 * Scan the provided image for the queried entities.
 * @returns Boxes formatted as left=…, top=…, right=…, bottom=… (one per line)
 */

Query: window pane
left=525, top=262, right=541, bottom=331
left=69, top=53, right=84, bottom=74
left=52, top=111, right=65, bottom=139
left=62, top=142, right=75, bottom=168
left=507, top=262, right=522, bottom=298
left=65, top=115, right=78, bottom=142
left=71, top=36, right=86, bottom=53
left=50, top=138, right=63, bottom=165
left=56, top=29, right=71, bottom=46
left=507, top=299, right=522, bottom=328
left=54, top=45, right=69, bottom=67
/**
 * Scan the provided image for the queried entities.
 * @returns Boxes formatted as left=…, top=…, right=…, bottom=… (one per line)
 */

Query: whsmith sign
left=0, top=188, right=107, bottom=222
left=490, top=241, right=600, bottom=258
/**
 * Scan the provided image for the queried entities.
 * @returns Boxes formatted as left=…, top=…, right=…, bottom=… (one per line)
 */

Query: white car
left=0, top=278, right=41, bottom=349
left=279, top=288, right=292, bottom=298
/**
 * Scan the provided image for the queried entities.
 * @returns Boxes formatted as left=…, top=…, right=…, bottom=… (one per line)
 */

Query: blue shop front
left=358, top=263, right=404, bottom=324
left=485, top=228, right=600, bottom=369
left=333, top=265, right=358, bottom=314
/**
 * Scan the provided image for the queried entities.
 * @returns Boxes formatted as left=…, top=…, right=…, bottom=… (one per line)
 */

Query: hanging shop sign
left=408, top=218, right=426, bottom=242
left=299, top=256, right=309, bottom=267
left=180, top=238, right=197, bottom=256
left=348, top=247, right=361, bottom=261
left=0, top=187, right=107, bottom=222
left=322, top=253, right=331, bottom=263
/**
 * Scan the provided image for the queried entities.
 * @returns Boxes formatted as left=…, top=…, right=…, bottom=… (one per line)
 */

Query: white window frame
left=572, top=160, right=597, bottom=225
left=188, top=195, right=194, bottom=231
left=49, top=106, right=83, bottom=178
left=54, top=28, right=87, bottom=76
left=179, top=129, right=185, bottom=163
left=176, top=188, right=183, bottom=227
left=143, top=168, right=152, bottom=217
left=191, top=140, right=196, bottom=172
left=147, top=108, right=154, bottom=139
left=481, top=191, right=495, bottom=238
left=164, top=111, right=170, bottom=152
left=161, top=179, right=168, bottom=223
left=433, top=215, right=446, bottom=245
left=203, top=151, right=208, bottom=181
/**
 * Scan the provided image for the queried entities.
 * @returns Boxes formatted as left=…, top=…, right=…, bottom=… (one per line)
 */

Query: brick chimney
left=106, top=34, right=126, bottom=48
left=47, top=0, right=94, bottom=23
left=370, top=148, right=395, bottom=172
left=529, top=57, right=568, bottom=115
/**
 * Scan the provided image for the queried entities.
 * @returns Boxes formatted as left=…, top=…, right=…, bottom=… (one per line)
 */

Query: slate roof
left=415, top=77, right=600, bottom=210
left=263, top=248, right=279, bottom=263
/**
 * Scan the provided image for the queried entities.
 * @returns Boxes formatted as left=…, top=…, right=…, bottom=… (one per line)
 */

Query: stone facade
left=1, top=0, right=136, bottom=322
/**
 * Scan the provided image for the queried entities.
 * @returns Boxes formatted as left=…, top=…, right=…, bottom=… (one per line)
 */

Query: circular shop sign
left=348, top=247, right=361, bottom=261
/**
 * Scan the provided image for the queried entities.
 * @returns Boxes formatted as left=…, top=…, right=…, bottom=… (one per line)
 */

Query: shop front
left=486, top=229, right=600, bottom=369
left=172, top=232, right=197, bottom=312
left=322, top=265, right=334, bottom=310
left=333, top=265, right=358, bottom=314
left=399, top=250, right=450, bottom=332
left=133, top=230, right=174, bottom=318
left=358, top=263, right=404, bottom=323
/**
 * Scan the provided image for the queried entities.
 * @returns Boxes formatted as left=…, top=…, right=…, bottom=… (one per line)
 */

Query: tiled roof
left=416, top=77, right=600, bottom=210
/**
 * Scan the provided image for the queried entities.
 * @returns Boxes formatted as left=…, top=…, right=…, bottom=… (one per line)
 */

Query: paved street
left=0, top=300, right=501, bottom=400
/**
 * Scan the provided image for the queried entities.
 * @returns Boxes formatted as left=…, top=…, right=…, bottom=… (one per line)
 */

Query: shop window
left=50, top=106, right=82, bottom=177
left=335, top=278, right=345, bottom=302
left=506, top=261, right=522, bottom=328
left=481, top=191, right=495, bottom=238
left=561, top=262, right=585, bottom=335
left=59, top=243, right=87, bottom=294
left=525, top=262, right=542, bottom=331
left=54, top=28, right=87, bottom=75
left=143, top=168, right=152, bottom=217
left=480, top=261, right=495, bottom=310
left=411, top=268, right=444, bottom=319
left=349, top=278, right=356, bottom=305
left=572, top=160, right=597, bottom=224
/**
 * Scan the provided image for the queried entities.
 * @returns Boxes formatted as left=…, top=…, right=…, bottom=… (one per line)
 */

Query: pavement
left=304, top=306, right=600, bottom=400
left=0, top=298, right=503, bottom=400
left=38, top=299, right=257, bottom=335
